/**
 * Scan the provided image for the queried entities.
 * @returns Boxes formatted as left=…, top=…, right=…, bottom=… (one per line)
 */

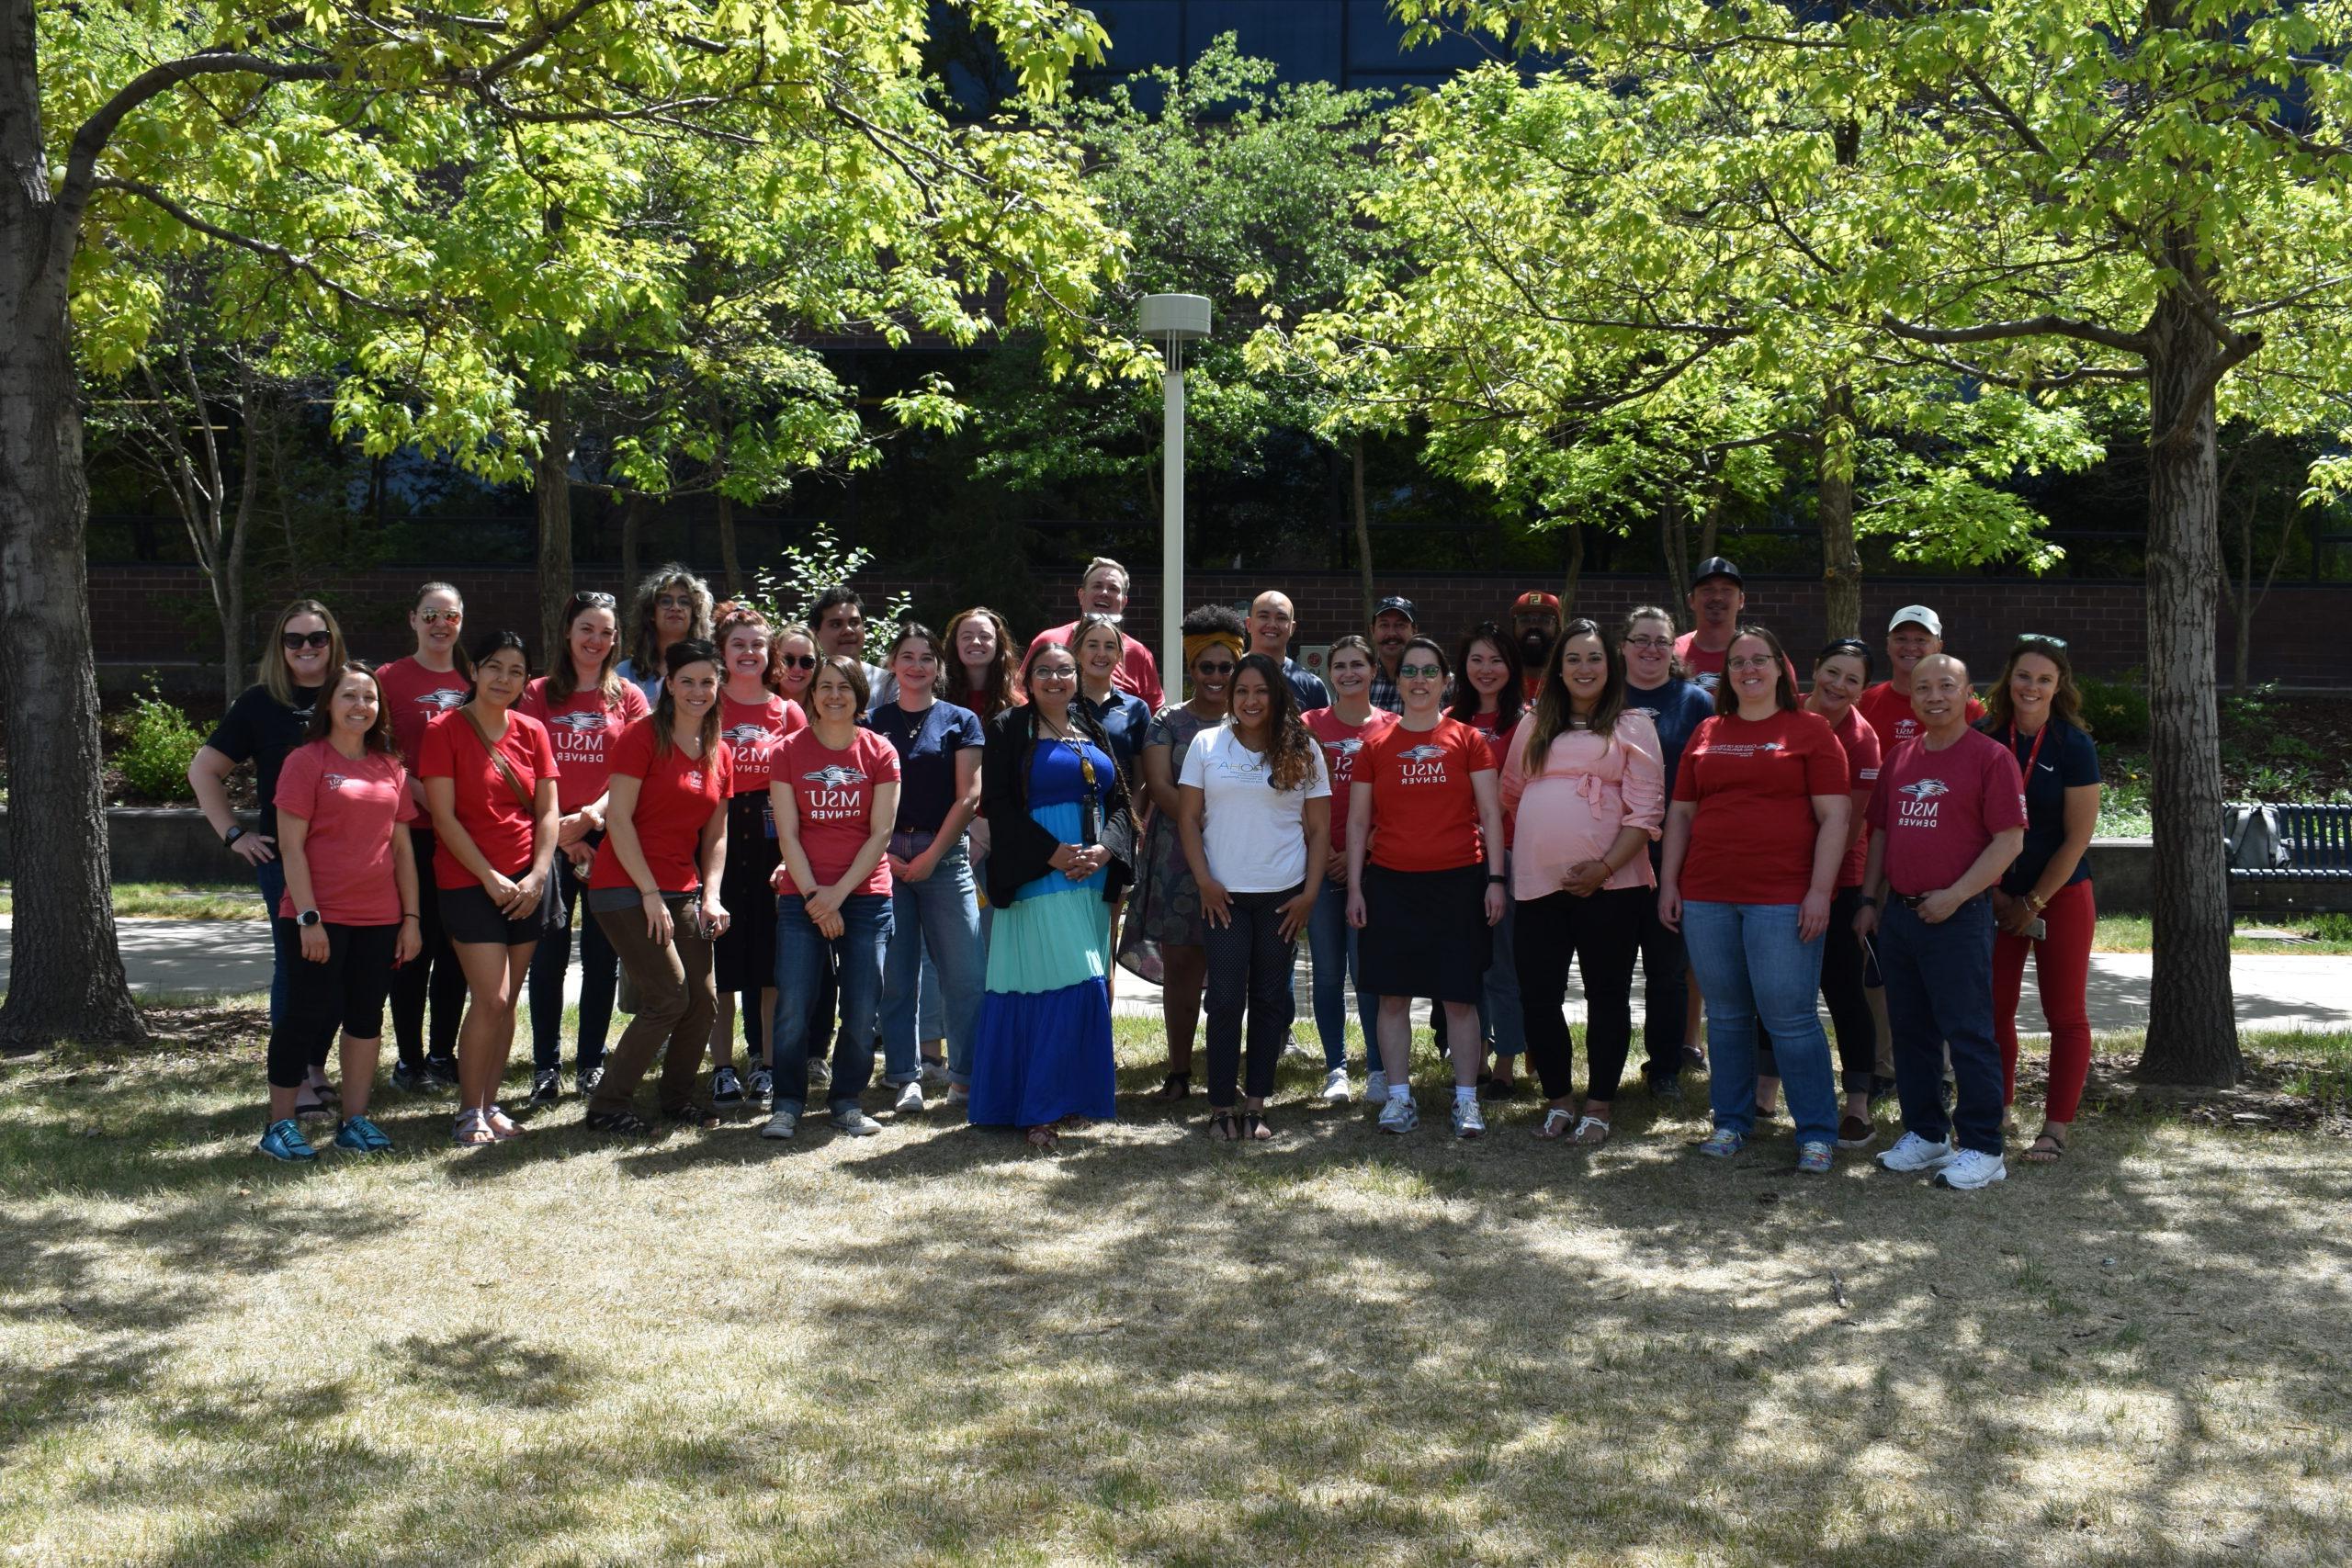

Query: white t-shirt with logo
left=1178, top=724, right=1332, bottom=894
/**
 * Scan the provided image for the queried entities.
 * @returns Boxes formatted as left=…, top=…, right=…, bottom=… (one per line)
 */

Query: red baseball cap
left=1511, top=591, right=1561, bottom=615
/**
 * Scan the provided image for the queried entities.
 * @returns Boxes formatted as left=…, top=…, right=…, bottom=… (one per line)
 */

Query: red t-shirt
left=1857, top=680, right=1987, bottom=754
left=588, top=719, right=734, bottom=894
left=1465, top=707, right=1521, bottom=770
left=376, top=656, right=471, bottom=772
left=1824, top=704, right=1884, bottom=889
left=771, top=727, right=900, bottom=897
left=1305, top=707, right=1398, bottom=852
left=1866, top=728, right=2029, bottom=897
left=272, top=741, right=418, bottom=924
left=518, top=676, right=650, bottom=814
left=416, top=708, right=559, bottom=888
left=1361, top=716, right=1492, bottom=873
left=717, top=692, right=805, bottom=795
left=1027, top=621, right=1164, bottom=709
left=1671, top=709, right=1849, bottom=905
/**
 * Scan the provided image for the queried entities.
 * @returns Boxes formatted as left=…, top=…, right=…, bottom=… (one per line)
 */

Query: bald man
left=1247, top=590, right=1331, bottom=711
left=1854, top=654, right=2027, bottom=1192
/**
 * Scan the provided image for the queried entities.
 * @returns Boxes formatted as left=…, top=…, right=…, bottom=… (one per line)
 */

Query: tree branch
left=1880, top=311, right=2154, bottom=355
left=86, top=177, right=421, bottom=316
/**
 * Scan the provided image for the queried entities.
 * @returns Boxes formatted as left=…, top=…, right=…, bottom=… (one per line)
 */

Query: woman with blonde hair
left=617, top=564, right=714, bottom=702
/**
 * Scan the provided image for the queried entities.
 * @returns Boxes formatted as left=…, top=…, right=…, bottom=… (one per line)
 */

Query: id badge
left=762, top=795, right=778, bottom=840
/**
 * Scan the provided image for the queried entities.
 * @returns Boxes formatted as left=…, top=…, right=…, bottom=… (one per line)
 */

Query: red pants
left=1993, top=879, right=2096, bottom=1122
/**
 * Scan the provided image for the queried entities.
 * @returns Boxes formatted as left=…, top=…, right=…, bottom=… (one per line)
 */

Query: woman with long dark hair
left=1348, top=636, right=1508, bottom=1139
left=1657, top=626, right=1850, bottom=1173
left=256, top=661, right=423, bottom=1159
left=582, top=638, right=734, bottom=1133
left=1177, top=652, right=1330, bottom=1140
left=519, top=590, right=649, bottom=1108
left=376, top=582, right=472, bottom=1094
left=1499, top=619, right=1664, bottom=1146
left=967, top=637, right=1136, bottom=1148
left=191, top=597, right=349, bottom=1115
left=705, top=604, right=805, bottom=1108
left=1982, top=635, right=2102, bottom=1163
left=616, top=563, right=714, bottom=702
left=1449, top=621, right=1528, bottom=1095
left=419, top=628, right=560, bottom=1146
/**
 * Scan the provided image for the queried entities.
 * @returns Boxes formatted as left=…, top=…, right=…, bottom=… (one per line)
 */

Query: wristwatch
left=296, top=909, right=322, bottom=929
left=223, top=826, right=245, bottom=848
left=1856, top=895, right=1879, bottom=908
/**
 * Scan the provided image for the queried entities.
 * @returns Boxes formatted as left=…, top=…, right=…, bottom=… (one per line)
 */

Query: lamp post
left=1138, top=294, right=1210, bottom=694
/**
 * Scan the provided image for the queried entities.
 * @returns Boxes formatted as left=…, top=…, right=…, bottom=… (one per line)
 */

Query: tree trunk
left=716, top=489, right=743, bottom=599
left=1558, top=523, right=1587, bottom=617
left=1819, top=380, right=1861, bottom=638
left=1696, top=479, right=1722, bottom=565
left=1659, top=493, right=1689, bottom=619
left=222, top=386, right=258, bottom=706
left=2133, top=285, right=2241, bottom=1088
left=0, top=11, right=150, bottom=1047
left=620, top=490, right=644, bottom=596
left=534, top=385, right=573, bottom=663
left=1351, top=434, right=1375, bottom=626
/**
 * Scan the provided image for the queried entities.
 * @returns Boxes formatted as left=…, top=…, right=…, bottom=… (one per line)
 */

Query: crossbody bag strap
left=461, top=706, right=535, bottom=812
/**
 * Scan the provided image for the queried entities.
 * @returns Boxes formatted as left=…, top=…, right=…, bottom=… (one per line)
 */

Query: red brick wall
left=88, top=563, right=2347, bottom=687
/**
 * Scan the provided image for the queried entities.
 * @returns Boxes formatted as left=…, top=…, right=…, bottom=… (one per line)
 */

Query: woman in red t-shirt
left=255, top=661, right=424, bottom=1161
left=582, top=638, right=735, bottom=1134
left=759, top=656, right=901, bottom=1140
left=1347, top=636, right=1507, bottom=1141
left=706, top=604, right=806, bottom=1105
left=1301, top=635, right=1395, bottom=1099
left=517, top=589, right=650, bottom=1110
left=419, top=629, right=560, bottom=1146
left=770, top=620, right=820, bottom=709
left=1447, top=621, right=1528, bottom=1095
left=1658, top=626, right=1851, bottom=1172
left=375, top=581, right=470, bottom=1090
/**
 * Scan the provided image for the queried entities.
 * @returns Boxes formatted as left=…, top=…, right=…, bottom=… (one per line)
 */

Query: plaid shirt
left=1368, top=662, right=1404, bottom=715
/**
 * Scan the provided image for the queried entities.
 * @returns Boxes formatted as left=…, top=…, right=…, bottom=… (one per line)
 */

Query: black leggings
left=1759, top=884, right=1876, bottom=1092
left=1201, top=886, right=1300, bottom=1109
left=1514, top=885, right=1645, bottom=1102
left=1635, top=842, right=1689, bottom=1077
left=386, top=829, right=463, bottom=1066
left=528, top=843, right=620, bottom=1072
left=268, top=921, right=399, bottom=1089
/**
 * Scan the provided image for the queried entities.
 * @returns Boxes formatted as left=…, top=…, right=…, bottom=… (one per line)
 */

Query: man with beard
left=1510, top=592, right=1561, bottom=701
left=1366, top=595, right=1419, bottom=714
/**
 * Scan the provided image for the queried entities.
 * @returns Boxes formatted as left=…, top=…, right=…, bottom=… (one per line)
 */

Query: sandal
left=1023, top=1125, right=1060, bottom=1150
left=452, top=1110, right=498, bottom=1147
left=1534, top=1107, right=1577, bottom=1140
left=2022, top=1127, right=2068, bottom=1163
left=1242, top=1111, right=1274, bottom=1142
left=1206, top=1109, right=1238, bottom=1142
left=584, top=1108, right=654, bottom=1136
left=1569, top=1114, right=1612, bottom=1148
left=483, top=1104, right=526, bottom=1140
left=1156, top=1072, right=1192, bottom=1101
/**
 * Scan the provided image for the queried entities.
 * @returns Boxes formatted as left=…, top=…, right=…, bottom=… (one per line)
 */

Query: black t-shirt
left=1984, top=716, right=2101, bottom=894
left=206, top=682, right=325, bottom=840
left=866, top=698, right=984, bottom=833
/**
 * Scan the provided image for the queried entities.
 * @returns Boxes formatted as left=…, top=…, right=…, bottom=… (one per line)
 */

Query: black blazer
left=980, top=704, right=1136, bottom=909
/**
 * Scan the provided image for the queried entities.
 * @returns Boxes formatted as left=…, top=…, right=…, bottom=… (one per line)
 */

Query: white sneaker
left=1452, top=1098, right=1486, bottom=1140
left=894, top=1081, right=925, bottom=1115
left=759, top=1109, right=799, bottom=1140
left=1320, top=1067, right=1351, bottom=1105
left=1377, top=1096, right=1419, bottom=1134
left=1934, top=1148, right=2008, bottom=1190
left=1365, top=1070, right=1389, bottom=1100
left=945, top=1083, right=970, bottom=1108
left=919, top=1058, right=950, bottom=1089
left=1875, top=1131, right=1956, bottom=1173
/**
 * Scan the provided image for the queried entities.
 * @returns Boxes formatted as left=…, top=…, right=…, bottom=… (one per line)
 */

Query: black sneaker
left=525, top=1067, right=562, bottom=1111
left=391, top=1060, right=430, bottom=1096
left=423, top=1055, right=460, bottom=1090
left=1679, top=1045, right=1707, bottom=1075
left=711, top=1066, right=744, bottom=1106
left=1645, top=1070, right=1681, bottom=1098
left=577, top=1063, right=605, bottom=1097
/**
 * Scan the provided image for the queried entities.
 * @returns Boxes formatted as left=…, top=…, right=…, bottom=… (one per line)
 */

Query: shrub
left=117, top=692, right=205, bottom=802
left=2075, top=671, right=2150, bottom=745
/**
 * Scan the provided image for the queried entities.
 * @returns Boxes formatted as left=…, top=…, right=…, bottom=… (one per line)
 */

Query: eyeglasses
left=1623, top=636, right=1672, bottom=652
left=282, top=630, right=334, bottom=650
left=655, top=593, right=697, bottom=611
left=777, top=654, right=818, bottom=671
left=1725, top=656, right=1777, bottom=671
left=1397, top=662, right=1444, bottom=679
left=417, top=609, right=463, bottom=625
left=2015, top=633, right=2069, bottom=652
left=1031, top=667, right=1077, bottom=682
left=573, top=592, right=616, bottom=609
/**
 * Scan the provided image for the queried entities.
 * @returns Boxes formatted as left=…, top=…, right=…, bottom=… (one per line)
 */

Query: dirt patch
left=2052, top=1054, right=2352, bottom=1138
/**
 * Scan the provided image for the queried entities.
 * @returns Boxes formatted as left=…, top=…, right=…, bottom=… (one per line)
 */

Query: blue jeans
left=880, top=838, right=984, bottom=1087
left=771, top=893, right=892, bottom=1116
left=253, top=860, right=300, bottom=1044
left=1878, top=896, right=2003, bottom=1155
left=1306, top=877, right=1376, bottom=1072
left=1681, top=900, right=1836, bottom=1147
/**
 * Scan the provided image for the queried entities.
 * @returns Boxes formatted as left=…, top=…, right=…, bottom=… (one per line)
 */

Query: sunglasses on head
left=573, top=592, right=616, bottom=609
left=2015, top=633, right=2069, bottom=653
left=282, top=630, right=334, bottom=650
left=1817, top=637, right=1871, bottom=662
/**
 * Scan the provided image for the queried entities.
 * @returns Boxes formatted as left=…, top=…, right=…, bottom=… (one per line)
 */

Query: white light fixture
left=1138, top=293, right=1210, bottom=693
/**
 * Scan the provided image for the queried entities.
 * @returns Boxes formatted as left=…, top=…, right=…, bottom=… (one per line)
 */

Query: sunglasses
left=572, top=592, right=616, bottom=609
left=1817, top=638, right=1871, bottom=662
left=1397, top=662, right=1445, bottom=679
left=2015, top=633, right=2069, bottom=653
left=655, top=593, right=697, bottom=611
left=777, top=654, right=819, bottom=671
left=416, top=609, right=463, bottom=625
left=281, top=630, right=334, bottom=650
left=1194, top=661, right=1236, bottom=676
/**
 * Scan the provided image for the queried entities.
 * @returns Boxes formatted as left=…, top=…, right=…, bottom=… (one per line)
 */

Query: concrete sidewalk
left=2, top=916, right=2346, bottom=1038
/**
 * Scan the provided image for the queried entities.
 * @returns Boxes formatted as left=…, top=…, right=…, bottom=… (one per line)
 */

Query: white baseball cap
left=1888, top=605, right=1942, bottom=637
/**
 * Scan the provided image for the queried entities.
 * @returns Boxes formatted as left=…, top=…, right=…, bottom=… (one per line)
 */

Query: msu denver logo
left=722, top=724, right=774, bottom=749
left=1899, top=778, right=1949, bottom=801
left=1396, top=744, right=1447, bottom=762
left=417, top=688, right=466, bottom=712
left=547, top=710, right=608, bottom=735
left=804, top=765, right=867, bottom=787
left=1327, top=737, right=1364, bottom=757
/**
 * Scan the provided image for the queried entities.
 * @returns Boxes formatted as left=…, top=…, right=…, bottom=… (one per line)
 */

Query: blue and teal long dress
left=967, top=736, right=1118, bottom=1126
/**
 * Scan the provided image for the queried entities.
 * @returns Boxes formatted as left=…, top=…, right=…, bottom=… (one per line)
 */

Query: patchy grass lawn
left=2, top=1010, right=2347, bottom=1566
left=0, top=882, right=260, bottom=920
left=2095, top=913, right=2352, bottom=955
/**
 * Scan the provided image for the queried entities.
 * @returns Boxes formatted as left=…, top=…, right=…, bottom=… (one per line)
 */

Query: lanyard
left=2006, top=722, right=2050, bottom=782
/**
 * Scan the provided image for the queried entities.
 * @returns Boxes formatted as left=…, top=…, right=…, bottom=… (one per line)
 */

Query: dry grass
left=2, top=1012, right=2348, bottom=1566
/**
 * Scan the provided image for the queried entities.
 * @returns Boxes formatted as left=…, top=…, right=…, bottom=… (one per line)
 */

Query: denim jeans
left=880, top=837, right=984, bottom=1087
left=527, top=847, right=618, bottom=1074
left=1680, top=899, right=1836, bottom=1147
left=1878, top=895, right=2004, bottom=1155
left=253, top=860, right=300, bottom=1045
left=771, top=893, right=893, bottom=1116
left=1306, top=876, right=1376, bottom=1072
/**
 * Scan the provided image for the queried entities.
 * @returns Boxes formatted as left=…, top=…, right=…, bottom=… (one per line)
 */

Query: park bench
left=2225, top=803, right=2352, bottom=914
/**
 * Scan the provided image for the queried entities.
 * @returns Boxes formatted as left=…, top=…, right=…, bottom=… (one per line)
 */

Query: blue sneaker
left=258, top=1119, right=318, bottom=1162
left=1697, top=1127, right=1747, bottom=1159
left=333, top=1115, right=393, bottom=1155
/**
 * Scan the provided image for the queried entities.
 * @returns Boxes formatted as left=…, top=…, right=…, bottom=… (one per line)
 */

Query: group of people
left=198, top=551, right=2101, bottom=1190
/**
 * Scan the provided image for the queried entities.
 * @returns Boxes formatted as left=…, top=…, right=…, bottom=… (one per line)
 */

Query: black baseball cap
left=1373, top=595, right=1419, bottom=623
left=1690, top=557, right=1744, bottom=589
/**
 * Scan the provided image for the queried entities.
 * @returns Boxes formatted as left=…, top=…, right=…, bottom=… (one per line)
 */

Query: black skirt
left=713, top=792, right=782, bottom=990
left=1357, top=863, right=1493, bottom=1003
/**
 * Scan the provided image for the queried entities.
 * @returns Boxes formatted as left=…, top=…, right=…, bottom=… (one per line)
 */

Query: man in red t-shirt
left=1670, top=558, right=1798, bottom=693
left=1026, top=556, right=1164, bottom=709
left=1855, top=655, right=2026, bottom=1192
left=1855, top=605, right=1985, bottom=750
